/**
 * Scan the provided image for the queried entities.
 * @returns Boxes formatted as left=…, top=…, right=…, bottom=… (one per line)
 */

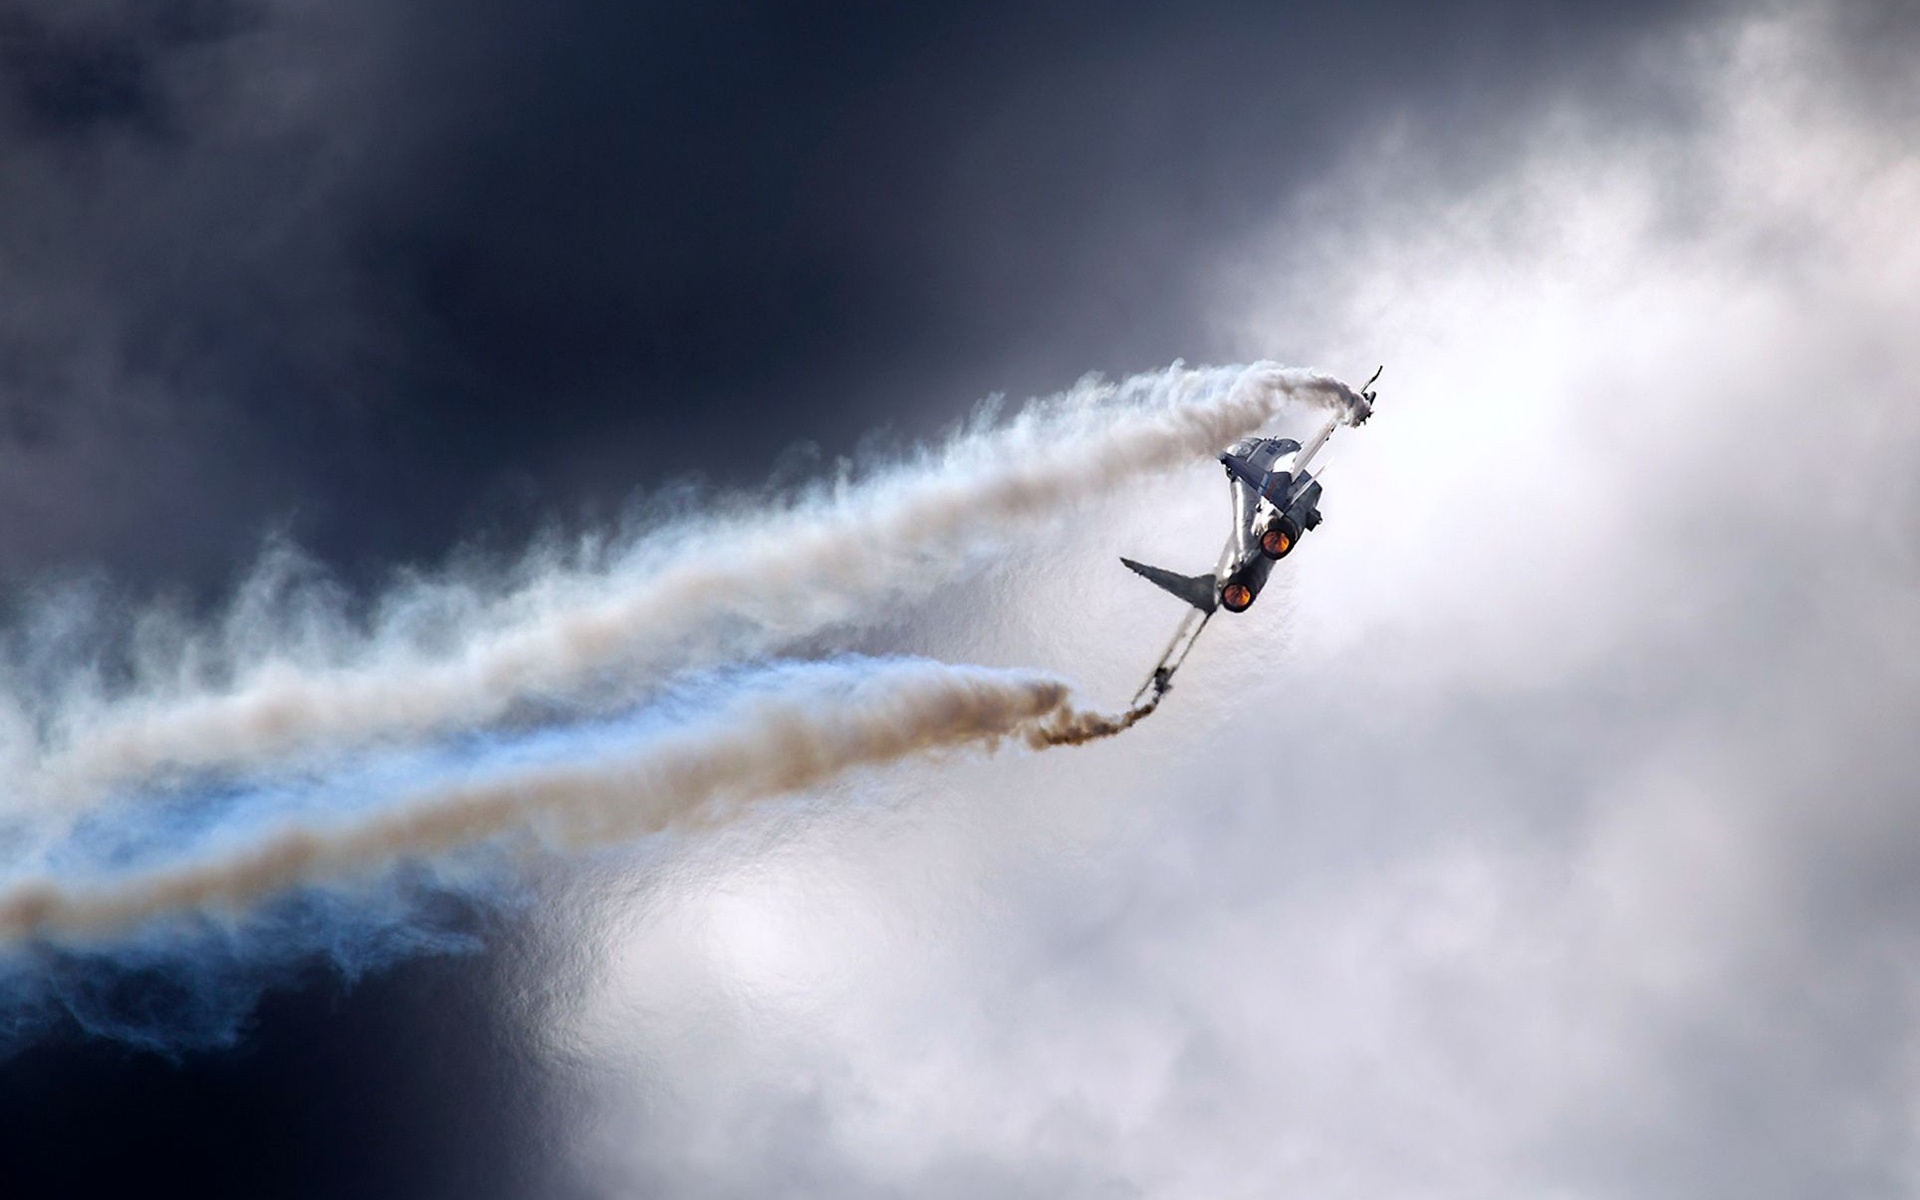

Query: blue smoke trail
left=0, top=657, right=1094, bottom=1054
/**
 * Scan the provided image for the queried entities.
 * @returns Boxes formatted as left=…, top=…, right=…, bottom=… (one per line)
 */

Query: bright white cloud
left=526, top=6, right=1920, bottom=1197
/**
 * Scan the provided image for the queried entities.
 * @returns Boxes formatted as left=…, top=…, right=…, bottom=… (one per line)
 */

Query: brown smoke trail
left=1026, top=688, right=1166, bottom=747
left=0, top=661, right=1153, bottom=943
left=24, top=362, right=1360, bottom=811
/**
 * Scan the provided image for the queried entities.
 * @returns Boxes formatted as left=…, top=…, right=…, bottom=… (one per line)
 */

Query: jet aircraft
left=1119, top=367, right=1380, bottom=706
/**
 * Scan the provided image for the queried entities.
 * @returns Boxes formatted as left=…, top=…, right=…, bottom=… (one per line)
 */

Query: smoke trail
left=19, top=361, right=1363, bottom=811
left=0, top=658, right=1148, bottom=944
left=1026, top=683, right=1167, bottom=747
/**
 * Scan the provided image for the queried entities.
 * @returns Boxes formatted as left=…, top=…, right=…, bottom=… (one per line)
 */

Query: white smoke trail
left=17, top=361, right=1362, bottom=812
left=0, top=658, right=1140, bottom=944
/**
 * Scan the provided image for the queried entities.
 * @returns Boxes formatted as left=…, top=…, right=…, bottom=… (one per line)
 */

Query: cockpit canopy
left=1226, top=436, right=1302, bottom=472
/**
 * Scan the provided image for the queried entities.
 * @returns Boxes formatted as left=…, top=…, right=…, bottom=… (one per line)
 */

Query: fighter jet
left=1122, top=366, right=1380, bottom=618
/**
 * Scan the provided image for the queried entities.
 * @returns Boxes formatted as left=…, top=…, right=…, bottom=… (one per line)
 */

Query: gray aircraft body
left=1123, top=366, right=1380, bottom=618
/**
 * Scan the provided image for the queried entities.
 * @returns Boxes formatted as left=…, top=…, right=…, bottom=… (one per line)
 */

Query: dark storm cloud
left=354, top=0, right=1717, bottom=502
left=0, top=1, right=266, bottom=137
left=0, top=0, right=1713, bottom=591
left=0, top=0, right=416, bottom=585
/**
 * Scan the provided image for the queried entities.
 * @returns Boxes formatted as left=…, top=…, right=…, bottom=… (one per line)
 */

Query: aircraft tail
left=1120, top=558, right=1218, bottom=614
left=1219, top=452, right=1289, bottom=505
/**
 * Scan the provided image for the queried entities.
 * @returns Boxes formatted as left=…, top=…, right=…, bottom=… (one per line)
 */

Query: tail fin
left=1121, top=558, right=1218, bottom=614
left=1220, top=452, right=1289, bottom=504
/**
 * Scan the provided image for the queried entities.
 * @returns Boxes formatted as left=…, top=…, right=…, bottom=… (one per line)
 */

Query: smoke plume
left=0, top=359, right=1362, bottom=1046
left=15, top=362, right=1359, bottom=812
left=0, top=659, right=1136, bottom=943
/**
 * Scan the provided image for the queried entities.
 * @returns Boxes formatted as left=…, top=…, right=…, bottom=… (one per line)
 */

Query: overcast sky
left=5, top=1, right=1920, bottom=1197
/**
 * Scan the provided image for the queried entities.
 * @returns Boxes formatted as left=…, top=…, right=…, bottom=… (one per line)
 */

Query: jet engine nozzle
left=1221, top=582, right=1255, bottom=612
left=1260, top=517, right=1300, bottom=561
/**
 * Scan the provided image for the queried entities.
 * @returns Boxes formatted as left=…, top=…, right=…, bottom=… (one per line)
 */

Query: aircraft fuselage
left=1216, top=433, right=1327, bottom=611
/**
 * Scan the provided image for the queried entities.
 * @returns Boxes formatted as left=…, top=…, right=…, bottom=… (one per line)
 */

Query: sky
left=4, top=0, right=1920, bottom=1196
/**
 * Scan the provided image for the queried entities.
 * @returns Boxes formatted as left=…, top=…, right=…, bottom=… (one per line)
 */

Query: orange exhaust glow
left=1221, top=583, right=1253, bottom=612
left=1261, top=528, right=1292, bottom=558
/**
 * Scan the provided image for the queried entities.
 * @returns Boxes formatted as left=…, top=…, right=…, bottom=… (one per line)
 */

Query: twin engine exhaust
left=1125, top=507, right=1316, bottom=615
left=1120, top=554, right=1275, bottom=615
